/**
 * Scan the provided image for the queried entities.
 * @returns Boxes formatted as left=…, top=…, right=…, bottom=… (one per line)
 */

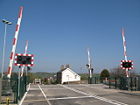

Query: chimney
left=60, top=65, right=65, bottom=70
left=66, top=64, right=70, bottom=68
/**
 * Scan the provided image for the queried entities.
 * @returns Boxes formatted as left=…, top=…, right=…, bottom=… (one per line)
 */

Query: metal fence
left=0, top=73, right=28, bottom=104
left=0, top=79, right=15, bottom=104
left=91, top=76, right=140, bottom=91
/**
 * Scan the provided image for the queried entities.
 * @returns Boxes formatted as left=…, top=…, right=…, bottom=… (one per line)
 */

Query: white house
left=57, top=68, right=81, bottom=84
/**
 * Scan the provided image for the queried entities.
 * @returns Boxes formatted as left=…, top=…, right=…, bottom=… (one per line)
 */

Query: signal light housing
left=15, top=54, right=34, bottom=67
left=121, top=60, right=133, bottom=70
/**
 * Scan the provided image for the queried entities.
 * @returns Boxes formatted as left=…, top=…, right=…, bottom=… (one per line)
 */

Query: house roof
left=57, top=68, right=66, bottom=73
left=57, top=68, right=80, bottom=77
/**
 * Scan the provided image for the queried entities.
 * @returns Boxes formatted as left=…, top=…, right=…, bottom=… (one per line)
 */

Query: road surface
left=21, top=84, right=140, bottom=105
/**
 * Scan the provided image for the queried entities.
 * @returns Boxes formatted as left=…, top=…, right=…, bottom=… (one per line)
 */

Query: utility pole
left=0, top=19, right=12, bottom=103
left=1, top=19, right=12, bottom=78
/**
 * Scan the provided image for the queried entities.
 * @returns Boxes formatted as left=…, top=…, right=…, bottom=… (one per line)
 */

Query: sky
left=0, top=0, right=140, bottom=74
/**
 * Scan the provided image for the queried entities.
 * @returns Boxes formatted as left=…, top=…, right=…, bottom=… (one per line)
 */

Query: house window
left=67, top=75, right=69, bottom=80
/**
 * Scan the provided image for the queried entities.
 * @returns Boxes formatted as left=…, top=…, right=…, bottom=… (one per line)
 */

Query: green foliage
left=100, top=69, right=110, bottom=78
left=28, top=72, right=35, bottom=83
left=79, top=73, right=89, bottom=80
left=33, top=72, right=56, bottom=78
left=79, top=73, right=100, bottom=80
left=51, top=80, right=58, bottom=84
left=27, top=72, right=56, bottom=84
left=43, top=78, right=48, bottom=84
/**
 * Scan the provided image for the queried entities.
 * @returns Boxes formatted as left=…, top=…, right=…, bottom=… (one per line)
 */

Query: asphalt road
left=21, top=84, right=140, bottom=105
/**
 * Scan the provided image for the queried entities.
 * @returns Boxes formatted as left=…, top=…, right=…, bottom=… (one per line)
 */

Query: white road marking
left=19, top=83, right=31, bottom=105
left=29, top=88, right=40, bottom=90
left=60, top=85, right=128, bottom=105
left=38, top=84, right=52, bottom=105
left=40, top=88, right=64, bottom=90
left=23, top=99, right=46, bottom=102
left=80, top=84, right=114, bottom=90
left=48, top=96, right=93, bottom=100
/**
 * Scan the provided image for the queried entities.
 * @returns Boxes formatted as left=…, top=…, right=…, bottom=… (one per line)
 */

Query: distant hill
left=30, top=72, right=56, bottom=79
left=29, top=72, right=100, bottom=80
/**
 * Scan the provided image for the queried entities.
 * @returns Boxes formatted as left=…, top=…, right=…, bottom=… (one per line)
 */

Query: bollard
left=95, top=77, right=96, bottom=84
left=115, top=77, right=117, bottom=89
left=109, top=78, right=111, bottom=89
left=130, top=77, right=133, bottom=91
left=6, top=97, right=10, bottom=105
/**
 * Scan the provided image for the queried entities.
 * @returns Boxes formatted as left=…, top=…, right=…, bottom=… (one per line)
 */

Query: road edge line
left=38, top=84, right=52, bottom=105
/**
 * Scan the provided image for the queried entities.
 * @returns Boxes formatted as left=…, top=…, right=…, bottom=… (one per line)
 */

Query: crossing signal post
left=14, top=54, right=34, bottom=102
left=120, top=28, right=134, bottom=90
left=86, top=64, right=94, bottom=84
left=86, top=48, right=94, bottom=84
left=120, top=60, right=133, bottom=90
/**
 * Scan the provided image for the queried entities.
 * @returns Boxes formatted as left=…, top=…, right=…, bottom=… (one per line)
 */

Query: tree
left=43, top=78, right=48, bottom=84
left=110, top=66, right=136, bottom=78
left=130, top=70, right=137, bottom=77
left=110, top=66, right=125, bottom=78
left=100, top=69, right=110, bottom=78
left=100, top=69, right=110, bottom=83
left=27, top=72, right=34, bottom=83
